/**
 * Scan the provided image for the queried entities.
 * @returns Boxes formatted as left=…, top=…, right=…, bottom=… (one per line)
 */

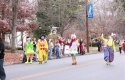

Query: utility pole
left=86, top=0, right=89, bottom=53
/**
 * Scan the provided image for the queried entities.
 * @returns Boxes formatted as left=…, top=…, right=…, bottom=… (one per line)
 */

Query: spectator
left=55, top=40, right=60, bottom=59
left=97, top=39, right=101, bottom=52
left=119, top=40, right=122, bottom=54
left=123, top=41, right=125, bottom=53
left=0, top=37, right=6, bottom=80
left=22, top=36, right=29, bottom=63
left=48, top=39, right=54, bottom=60
left=33, top=38, right=37, bottom=61
left=79, top=39, right=85, bottom=55
left=60, top=43, right=64, bottom=57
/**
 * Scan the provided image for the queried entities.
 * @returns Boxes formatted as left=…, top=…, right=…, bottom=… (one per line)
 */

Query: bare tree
left=11, top=0, right=19, bottom=53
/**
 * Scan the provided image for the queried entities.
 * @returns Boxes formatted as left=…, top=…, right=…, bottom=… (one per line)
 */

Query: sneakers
left=39, top=61, right=42, bottom=64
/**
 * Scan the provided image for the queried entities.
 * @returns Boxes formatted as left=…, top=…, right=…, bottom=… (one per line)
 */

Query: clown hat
left=71, top=33, right=76, bottom=39
left=111, top=33, right=116, bottom=39
left=39, top=34, right=46, bottom=39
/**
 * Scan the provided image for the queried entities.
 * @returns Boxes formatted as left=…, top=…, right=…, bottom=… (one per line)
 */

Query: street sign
left=88, top=4, right=93, bottom=18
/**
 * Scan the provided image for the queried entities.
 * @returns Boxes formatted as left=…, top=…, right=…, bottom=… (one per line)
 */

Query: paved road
left=5, top=52, right=125, bottom=80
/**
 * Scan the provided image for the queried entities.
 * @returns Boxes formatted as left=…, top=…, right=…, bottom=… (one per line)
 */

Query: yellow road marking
left=11, top=56, right=125, bottom=80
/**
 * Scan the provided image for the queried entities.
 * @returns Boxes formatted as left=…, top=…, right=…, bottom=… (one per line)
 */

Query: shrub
left=16, top=47, right=22, bottom=50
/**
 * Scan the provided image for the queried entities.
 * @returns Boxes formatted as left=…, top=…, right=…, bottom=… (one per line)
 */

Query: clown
left=101, top=33, right=116, bottom=65
left=25, top=37, right=36, bottom=64
left=69, top=33, right=79, bottom=65
left=37, top=34, right=48, bottom=64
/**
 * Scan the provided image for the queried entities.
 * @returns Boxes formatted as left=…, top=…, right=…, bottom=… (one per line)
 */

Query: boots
left=30, top=58, right=32, bottom=64
left=72, top=62, right=77, bottom=65
left=72, top=56, right=77, bottom=65
left=74, top=62, right=77, bottom=65
left=25, top=58, right=29, bottom=64
left=44, top=61, right=47, bottom=63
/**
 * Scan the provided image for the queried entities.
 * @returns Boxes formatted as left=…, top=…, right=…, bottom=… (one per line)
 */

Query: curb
left=4, top=52, right=102, bottom=66
left=4, top=62, right=22, bottom=66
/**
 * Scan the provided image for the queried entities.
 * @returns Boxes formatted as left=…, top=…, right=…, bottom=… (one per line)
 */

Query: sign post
left=86, top=1, right=94, bottom=53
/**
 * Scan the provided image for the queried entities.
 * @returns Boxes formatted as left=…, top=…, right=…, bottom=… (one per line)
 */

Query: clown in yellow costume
left=101, top=33, right=116, bottom=65
left=37, top=34, right=48, bottom=64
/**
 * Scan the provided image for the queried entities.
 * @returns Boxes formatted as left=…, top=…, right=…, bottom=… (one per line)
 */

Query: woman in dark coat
left=0, top=38, right=6, bottom=80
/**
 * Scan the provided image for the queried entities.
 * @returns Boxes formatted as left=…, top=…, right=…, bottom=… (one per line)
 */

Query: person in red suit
left=123, top=41, right=125, bottom=53
left=57, top=36, right=65, bottom=56
left=57, top=36, right=64, bottom=44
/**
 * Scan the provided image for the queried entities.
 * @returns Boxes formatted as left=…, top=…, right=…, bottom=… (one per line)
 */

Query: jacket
left=0, top=41, right=5, bottom=59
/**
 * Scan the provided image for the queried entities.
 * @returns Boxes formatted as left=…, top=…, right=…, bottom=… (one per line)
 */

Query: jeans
left=119, top=47, right=122, bottom=54
left=56, top=48, right=60, bottom=59
left=0, top=58, right=6, bottom=80
left=48, top=47, right=53, bottom=59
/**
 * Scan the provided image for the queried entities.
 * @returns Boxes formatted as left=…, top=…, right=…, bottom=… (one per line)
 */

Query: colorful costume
left=69, top=33, right=79, bottom=65
left=25, top=39, right=36, bottom=64
left=37, top=35, right=48, bottom=64
left=101, top=33, right=116, bottom=65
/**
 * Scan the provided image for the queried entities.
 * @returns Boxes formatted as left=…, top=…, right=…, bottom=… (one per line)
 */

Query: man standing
left=33, top=38, right=37, bottom=61
left=0, top=38, right=6, bottom=80
left=97, top=39, right=101, bottom=52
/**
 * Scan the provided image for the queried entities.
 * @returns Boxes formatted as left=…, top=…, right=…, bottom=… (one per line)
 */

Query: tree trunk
left=60, top=31, right=63, bottom=37
left=1, top=3, right=5, bottom=44
left=2, top=33, right=5, bottom=44
left=0, top=33, right=1, bottom=38
left=11, top=0, right=19, bottom=53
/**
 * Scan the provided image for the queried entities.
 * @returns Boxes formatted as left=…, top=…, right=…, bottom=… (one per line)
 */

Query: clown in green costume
left=25, top=38, right=36, bottom=64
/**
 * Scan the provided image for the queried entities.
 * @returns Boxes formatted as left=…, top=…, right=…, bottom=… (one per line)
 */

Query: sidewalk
left=4, top=47, right=100, bottom=66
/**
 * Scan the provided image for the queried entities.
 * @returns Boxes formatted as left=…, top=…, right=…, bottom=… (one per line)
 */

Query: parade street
left=5, top=52, right=125, bottom=80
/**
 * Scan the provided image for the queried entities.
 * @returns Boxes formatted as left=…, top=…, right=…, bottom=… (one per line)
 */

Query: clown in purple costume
left=101, top=33, right=116, bottom=65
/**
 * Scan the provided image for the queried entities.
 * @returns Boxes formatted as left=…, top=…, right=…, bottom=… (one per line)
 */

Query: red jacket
left=79, top=43, right=85, bottom=51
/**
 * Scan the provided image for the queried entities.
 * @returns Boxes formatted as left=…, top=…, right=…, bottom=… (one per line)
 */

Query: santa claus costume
left=101, top=33, right=116, bottom=65
left=37, top=34, right=48, bottom=64
left=69, top=33, right=79, bottom=65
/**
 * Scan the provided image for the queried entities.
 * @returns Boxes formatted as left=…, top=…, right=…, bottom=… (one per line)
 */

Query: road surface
left=5, top=52, right=125, bottom=80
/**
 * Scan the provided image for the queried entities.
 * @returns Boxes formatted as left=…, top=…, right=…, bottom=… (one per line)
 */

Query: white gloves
left=101, top=34, right=103, bottom=36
